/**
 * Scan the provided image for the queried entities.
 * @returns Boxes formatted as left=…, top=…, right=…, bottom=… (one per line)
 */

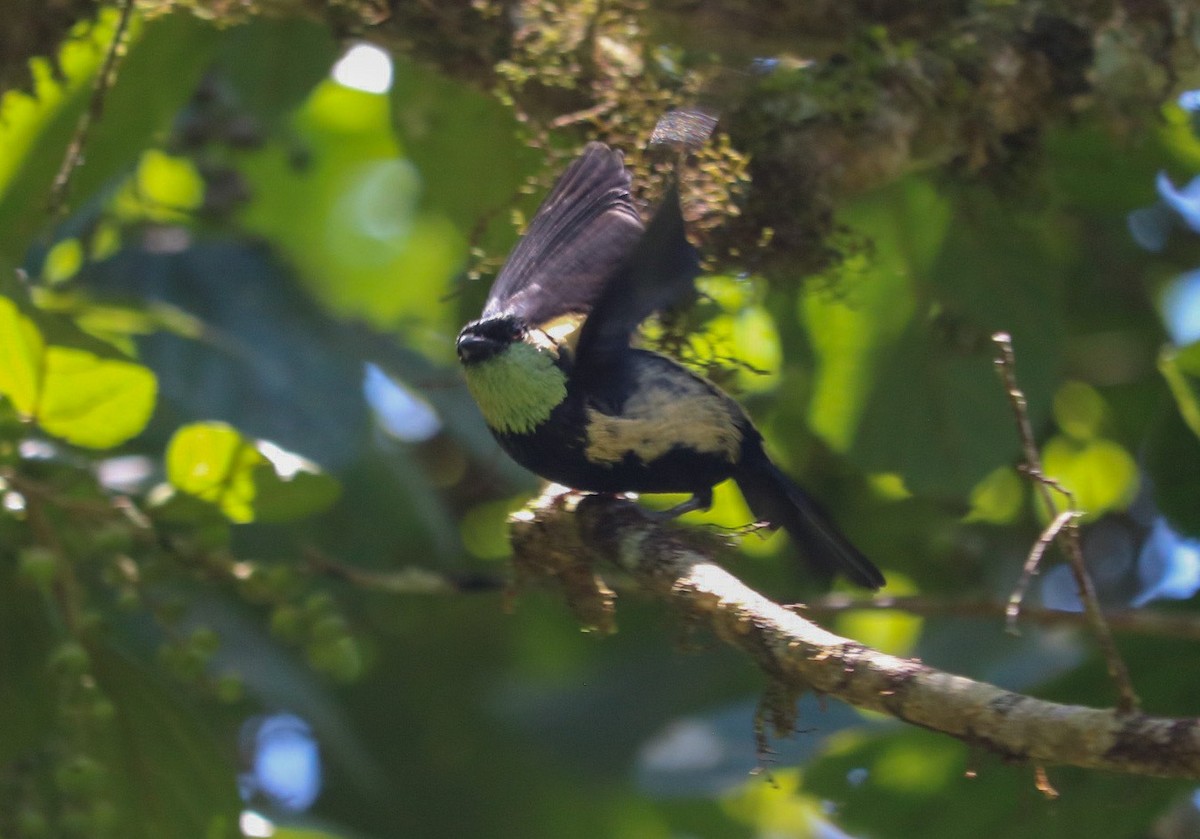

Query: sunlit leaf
left=0, top=294, right=156, bottom=447
left=239, top=80, right=464, bottom=344
left=963, top=466, right=1024, bottom=525
left=112, top=150, right=205, bottom=223
left=167, top=422, right=262, bottom=522
left=166, top=421, right=340, bottom=523
left=806, top=178, right=1061, bottom=498
left=42, top=237, right=84, bottom=283
left=834, top=574, right=922, bottom=655
left=721, top=769, right=820, bottom=835
left=1040, top=436, right=1138, bottom=520
left=0, top=295, right=45, bottom=415
left=37, top=345, right=157, bottom=448
left=0, top=12, right=219, bottom=259
left=1053, top=380, right=1108, bottom=441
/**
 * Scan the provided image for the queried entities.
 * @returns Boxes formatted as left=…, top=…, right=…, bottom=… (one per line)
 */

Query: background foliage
left=2, top=2, right=1200, bottom=837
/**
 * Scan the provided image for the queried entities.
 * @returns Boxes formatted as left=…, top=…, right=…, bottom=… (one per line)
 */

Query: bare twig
left=48, top=0, right=136, bottom=218
left=548, top=100, right=617, bottom=129
left=1007, top=510, right=1081, bottom=634
left=510, top=491, right=1200, bottom=779
left=802, top=594, right=1200, bottom=643
left=991, top=332, right=1139, bottom=712
left=305, top=548, right=504, bottom=594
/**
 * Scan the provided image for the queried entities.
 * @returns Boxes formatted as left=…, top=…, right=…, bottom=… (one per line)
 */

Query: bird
left=456, top=142, right=884, bottom=590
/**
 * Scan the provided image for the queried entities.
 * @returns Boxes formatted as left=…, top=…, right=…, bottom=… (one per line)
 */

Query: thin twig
left=548, top=100, right=617, bottom=129
left=1007, top=509, right=1080, bottom=634
left=992, top=331, right=1139, bottom=712
left=305, top=548, right=505, bottom=594
left=48, top=0, right=137, bottom=218
left=801, top=594, right=1200, bottom=643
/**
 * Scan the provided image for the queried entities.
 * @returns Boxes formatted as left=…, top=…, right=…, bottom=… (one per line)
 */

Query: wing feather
left=574, top=183, right=700, bottom=368
left=483, top=143, right=644, bottom=327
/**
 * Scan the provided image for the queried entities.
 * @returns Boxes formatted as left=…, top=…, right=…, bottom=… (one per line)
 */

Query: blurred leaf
left=1145, top=398, right=1200, bottom=537
left=805, top=727, right=1186, bottom=839
left=0, top=293, right=156, bottom=447
left=0, top=560, right=57, bottom=765
left=80, top=242, right=372, bottom=468
left=239, top=81, right=464, bottom=343
left=0, top=12, right=220, bottom=259
left=1040, top=436, right=1138, bottom=520
left=1158, top=341, right=1200, bottom=439
left=963, top=466, right=1024, bottom=524
left=802, top=177, right=931, bottom=453
left=806, top=179, right=1061, bottom=497
left=834, top=575, right=922, bottom=655
left=389, top=56, right=541, bottom=235
left=0, top=294, right=44, bottom=414
left=111, top=150, right=205, bottom=223
left=721, top=769, right=820, bottom=835
left=167, top=421, right=262, bottom=522
left=1053, top=380, right=1108, bottom=441
left=213, top=17, right=338, bottom=127
left=89, top=646, right=241, bottom=839
left=251, top=465, right=343, bottom=524
left=37, top=343, right=157, bottom=448
left=166, top=421, right=340, bottom=524
left=270, top=824, right=353, bottom=839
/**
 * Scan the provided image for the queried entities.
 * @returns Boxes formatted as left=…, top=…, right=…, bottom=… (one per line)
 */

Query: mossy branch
left=509, top=488, right=1200, bottom=780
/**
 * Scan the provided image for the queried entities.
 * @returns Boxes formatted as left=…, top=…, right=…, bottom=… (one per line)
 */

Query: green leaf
left=1144, top=399, right=1200, bottom=537
left=0, top=294, right=157, bottom=447
left=389, top=55, right=542, bottom=233
left=0, top=294, right=44, bottom=415
left=0, top=12, right=221, bottom=259
left=803, top=178, right=1061, bottom=497
left=166, top=422, right=340, bottom=523
left=88, top=646, right=242, bottom=839
left=1040, top=435, right=1138, bottom=520
left=238, top=81, right=465, bottom=342
left=1158, top=342, right=1200, bottom=439
left=38, top=345, right=157, bottom=448
left=166, top=422, right=262, bottom=522
left=806, top=727, right=1186, bottom=839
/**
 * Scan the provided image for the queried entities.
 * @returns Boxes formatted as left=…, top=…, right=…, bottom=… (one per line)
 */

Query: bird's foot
left=645, top=489, right=714, bottom=521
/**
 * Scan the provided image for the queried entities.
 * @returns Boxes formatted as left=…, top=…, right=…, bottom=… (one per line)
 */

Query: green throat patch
left=463, top=340, right=567, bottom=435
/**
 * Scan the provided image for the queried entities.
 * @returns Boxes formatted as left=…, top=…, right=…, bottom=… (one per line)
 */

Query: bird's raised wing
left=483, top=143, right=644, bottom=329
left=573, top=182, right=700, bottom=369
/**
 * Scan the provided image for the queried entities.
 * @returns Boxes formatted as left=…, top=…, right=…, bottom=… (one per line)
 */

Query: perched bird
left=457, top=143, right=884, bottom=589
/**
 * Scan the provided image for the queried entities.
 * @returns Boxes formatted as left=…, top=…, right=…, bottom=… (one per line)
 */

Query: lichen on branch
left=509, top=488, right=1200, bottom=780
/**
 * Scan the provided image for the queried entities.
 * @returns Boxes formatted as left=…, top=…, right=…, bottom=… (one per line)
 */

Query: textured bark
left=509, top=489, right=1200, bottom=779
left=12, top=1, right=1198, bottom=275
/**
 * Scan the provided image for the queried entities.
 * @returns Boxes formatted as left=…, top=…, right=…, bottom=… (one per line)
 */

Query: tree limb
left=509, top=488, right=1200, bottom=780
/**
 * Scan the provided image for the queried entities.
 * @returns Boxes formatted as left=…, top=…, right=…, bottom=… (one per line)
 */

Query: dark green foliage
left=1, top=4, right=1199, bottom=838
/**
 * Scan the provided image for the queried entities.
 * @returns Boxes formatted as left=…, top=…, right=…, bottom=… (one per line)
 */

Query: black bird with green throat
left=456, top=143, right=885, bottom=590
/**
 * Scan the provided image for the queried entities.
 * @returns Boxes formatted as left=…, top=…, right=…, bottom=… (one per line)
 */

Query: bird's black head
left=456, top=315, right=525, bottom=365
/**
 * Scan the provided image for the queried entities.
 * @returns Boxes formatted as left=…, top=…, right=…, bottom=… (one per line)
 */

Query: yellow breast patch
left=584, top=363, right=743, bottom=465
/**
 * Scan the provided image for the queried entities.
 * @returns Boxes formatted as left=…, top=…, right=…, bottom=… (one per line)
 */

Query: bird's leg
left=649, top=487, right=714, bottom=520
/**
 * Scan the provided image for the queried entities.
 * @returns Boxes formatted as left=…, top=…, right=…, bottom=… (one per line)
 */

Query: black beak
left=456, top=331, right=500, bottom=364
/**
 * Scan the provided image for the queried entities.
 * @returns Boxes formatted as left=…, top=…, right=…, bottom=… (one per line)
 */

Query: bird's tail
left=735, top=448, right=885, bottom=590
